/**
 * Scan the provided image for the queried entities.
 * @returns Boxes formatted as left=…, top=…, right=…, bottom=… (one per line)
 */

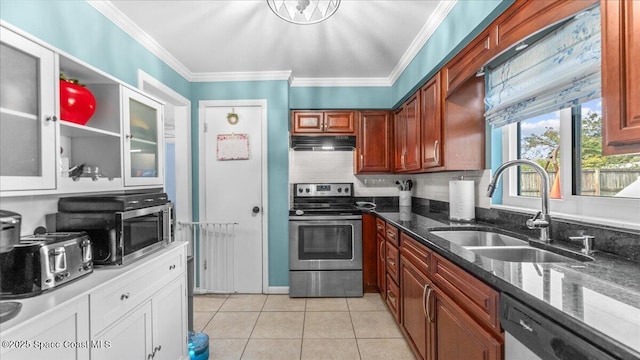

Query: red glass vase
left=60, top=80, right=96, bottom=125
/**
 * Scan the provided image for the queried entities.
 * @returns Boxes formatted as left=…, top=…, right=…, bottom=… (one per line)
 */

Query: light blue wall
left=191, top=81, right=290, bottom=286
left=290, top=86, right=393, bottom=109
left=0, top=0, right=190, bottom=98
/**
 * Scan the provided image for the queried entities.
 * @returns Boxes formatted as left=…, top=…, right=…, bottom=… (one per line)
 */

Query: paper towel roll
left=449, top=180, right=475, bottom=221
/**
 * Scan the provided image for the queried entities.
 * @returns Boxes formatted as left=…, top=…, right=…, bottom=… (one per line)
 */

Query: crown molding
left=387, top=0, right=457, bottom=85
left=290, top=77, right=391, bottom=87
left=89, top=0, right=457, bottom=87
left=87, top=0, right=194, bottom=81
left=191, top=71, right=293, bottom=83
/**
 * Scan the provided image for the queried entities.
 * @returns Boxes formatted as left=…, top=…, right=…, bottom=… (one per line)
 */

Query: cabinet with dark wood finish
left=432, top=286, right=502, bottom=360
left=399, top=232, right=503, bottom=360
left=394, top=93, right=421, bottom=172
left=355, top=111, right=393, bottom=173
left=376, top=218, right=387, bottom=298
left=362, top=213, right=378, bottom=293
left=444, top=29, right=492, bottom=97
left=291, top=111, right=355, bottom=134
left=386, top=274, right=401, bottom=323
left=602, top=0, right=640, bottom=155
left=441, top=76, right=486, bottom=171
left=420, top=73, right=443, bottom=170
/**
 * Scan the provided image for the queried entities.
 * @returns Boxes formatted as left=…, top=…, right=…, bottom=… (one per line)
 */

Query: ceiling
left=95, top=0, right=455, bottom=85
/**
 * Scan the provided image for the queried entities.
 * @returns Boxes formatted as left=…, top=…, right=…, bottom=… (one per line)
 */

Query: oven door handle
left=289, top=215, right=362, bottom=221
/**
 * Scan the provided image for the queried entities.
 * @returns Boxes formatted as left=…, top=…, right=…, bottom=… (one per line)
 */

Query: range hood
left=290, top=135, right=356, bottom=151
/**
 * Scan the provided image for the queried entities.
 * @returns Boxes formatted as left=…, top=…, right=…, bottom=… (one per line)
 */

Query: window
left=500, top=98, right=640, bottom=227
left=487, top=5, right=640, bottom=228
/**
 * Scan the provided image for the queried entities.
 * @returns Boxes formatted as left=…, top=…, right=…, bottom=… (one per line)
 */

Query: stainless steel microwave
left=56, top=203, right=172, bottom=266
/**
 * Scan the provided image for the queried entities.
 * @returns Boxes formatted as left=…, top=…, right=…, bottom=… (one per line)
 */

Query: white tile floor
left=193, top=293, right=416, bottom=360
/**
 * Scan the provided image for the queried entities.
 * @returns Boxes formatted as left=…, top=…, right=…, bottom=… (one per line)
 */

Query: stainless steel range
left=289, top=183, right=363, bottom=298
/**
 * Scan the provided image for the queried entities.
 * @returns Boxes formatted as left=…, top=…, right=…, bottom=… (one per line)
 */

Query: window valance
left=484, top=5, right=601, bottom=128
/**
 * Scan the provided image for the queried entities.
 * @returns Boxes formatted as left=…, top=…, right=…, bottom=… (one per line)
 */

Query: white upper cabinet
left=122, top=87, right=164, bottom=187
left=0, top=27, right=56, bottom=191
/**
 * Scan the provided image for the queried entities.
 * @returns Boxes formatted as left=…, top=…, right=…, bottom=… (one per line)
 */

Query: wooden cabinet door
left=362, top=214, right=379, bottom=292
left=442, top=76, right=485, bottom=171
left=444, top=29, right=492, bottom=96
left=152, top=277, right=187, bottom=360
left=433, top=287, right=502, bottom=360
left=404, top=93, right=422, bottom=171
left=400, top=255, right=433, bottom=360
left=93, top=302, right=153, bottom=360
left=602, top=0, right=640, bottom=155
left=421, top=73, right=443, bottom=170
left=324, top=111, right=355, bottom=133
left=394, top=107, right=406, bottom=172
left=356, top=111, right=392, bottom=173
left=376, top=233, right=386, bottom=298
left=292, top=111, right=323, bottom=133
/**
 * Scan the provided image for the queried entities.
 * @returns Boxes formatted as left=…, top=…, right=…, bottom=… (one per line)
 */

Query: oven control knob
left=295, top=210, right=304, bottom=216
left=345, top=187, right=350, bottom=193
left=298, top=188, right=303, bottom=193
left=337, top=188, right=342, bottom=193
left=305, top=188, right=310, bottom=193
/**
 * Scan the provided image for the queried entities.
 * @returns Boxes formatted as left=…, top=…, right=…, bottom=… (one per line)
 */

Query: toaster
left=0, top=232, right=93, bottom=299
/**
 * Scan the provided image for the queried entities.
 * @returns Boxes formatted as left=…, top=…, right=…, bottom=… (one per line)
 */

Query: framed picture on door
left=217, top=133, right=250, bottom=160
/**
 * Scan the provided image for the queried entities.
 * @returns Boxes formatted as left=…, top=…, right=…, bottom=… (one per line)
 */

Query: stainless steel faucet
left=487, top=159, right=551, bottom=242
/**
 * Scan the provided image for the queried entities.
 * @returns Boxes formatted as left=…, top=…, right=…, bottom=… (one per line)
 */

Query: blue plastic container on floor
left=188, top=331, right=209, bottom=360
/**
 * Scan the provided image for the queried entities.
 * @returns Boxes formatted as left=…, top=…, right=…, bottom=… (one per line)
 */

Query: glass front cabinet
left=0, top=27, right=57, bottom=191
left=122, top=87, right=164, bottom=187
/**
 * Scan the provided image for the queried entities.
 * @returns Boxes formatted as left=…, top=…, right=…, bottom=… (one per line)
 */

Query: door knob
left=252, top=206, right=260, bottom=214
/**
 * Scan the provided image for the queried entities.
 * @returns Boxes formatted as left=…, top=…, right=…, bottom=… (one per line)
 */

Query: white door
left=202, top=103, right=264, bottom=293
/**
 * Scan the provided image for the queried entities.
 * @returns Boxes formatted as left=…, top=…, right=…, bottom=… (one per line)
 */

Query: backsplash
left=288, top=150, right=398, bottom=197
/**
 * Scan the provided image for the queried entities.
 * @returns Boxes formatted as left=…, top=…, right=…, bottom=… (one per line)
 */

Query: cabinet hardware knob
left=433, top=140, right=439, bottom=164
left=379, top=242, right=384, bottom=261
left=120, top=292, right=130, bottom=300
left=426, top=287, right=433, bottom=323
left=126, top=134, right=134, bottom=139
left=46, top=115, right=58, bottom=122
left=169, top=264, right=176, bottom=270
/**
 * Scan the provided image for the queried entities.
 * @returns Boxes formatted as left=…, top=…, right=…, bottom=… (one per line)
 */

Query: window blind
left=484, top=5, right=601, bottom=128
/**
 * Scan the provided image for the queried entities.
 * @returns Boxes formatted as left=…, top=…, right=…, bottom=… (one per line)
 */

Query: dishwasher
left=500, top=293, right=616, bottom=360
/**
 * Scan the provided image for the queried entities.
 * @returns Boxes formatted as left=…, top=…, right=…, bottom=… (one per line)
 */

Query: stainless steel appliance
left=289, top=183, right=363, bottom=297
left=501, top=293, right=616, bottom=360
left=0, top=210, right=21, bottom=253
left=55, top=192, right=171, bottom=266
left=0, top=232, right=93, bottom=299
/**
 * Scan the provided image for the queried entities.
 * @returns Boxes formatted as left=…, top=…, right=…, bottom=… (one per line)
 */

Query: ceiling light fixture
left=476, top=66, right=485, bottom=77
left=515, top=42, right=529, bottom=51
left=267, top=0, right=340, bottom=25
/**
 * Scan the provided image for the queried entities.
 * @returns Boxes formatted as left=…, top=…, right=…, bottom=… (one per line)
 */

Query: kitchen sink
left=430, top=230, right=528, bottom=247
left=466, top=246, right=592, bottom=263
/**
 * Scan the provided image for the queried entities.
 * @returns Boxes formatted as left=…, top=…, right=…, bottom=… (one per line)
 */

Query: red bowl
left=60, top=80, right=96, bottom=125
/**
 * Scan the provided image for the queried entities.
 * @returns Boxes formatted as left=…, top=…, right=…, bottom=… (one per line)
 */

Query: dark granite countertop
left=373, top=208, right=640, bottom=360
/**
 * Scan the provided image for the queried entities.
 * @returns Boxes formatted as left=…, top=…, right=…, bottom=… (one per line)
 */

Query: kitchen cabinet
left=440, top=76, right=486, bottom=171
left=94, top=276, right=186, bottom=360
left=291, top=110, right=355, bottom=134
left=362, top=213, right=379, bottom=293
left=0, top=296, right=90, bottom=360
left=602, top=0, right=640, bottom=155
left=355, top=111, right=393, bottom=173
left=394, top=94, right=421, bottom=172
left=376, top=218, right=387, bottom=299
left=122, top=87, right=164, bottom=186
left=444, top=29, right=492, bottom=97
left=0, top=25, right=164, bottom=196
left=420, top=73, right=443, bottom=170
left=0, top=26, right=57, bottom=192
left=399, top=232, right=502, bottom=360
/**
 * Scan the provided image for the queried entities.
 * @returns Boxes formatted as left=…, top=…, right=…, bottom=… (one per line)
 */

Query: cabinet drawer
left=385, top=242, right=400, bottom=284
left=376, top=218, right=386, bottom=235
left=90, top=248, right=185, bottom=335
left=385, top=224, right=399, bottom=246
left=431, top=253, right=499, bottom=332
left=386, top=274, right=401, bottom=323
left=400, top=233, right=431, bottom=274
